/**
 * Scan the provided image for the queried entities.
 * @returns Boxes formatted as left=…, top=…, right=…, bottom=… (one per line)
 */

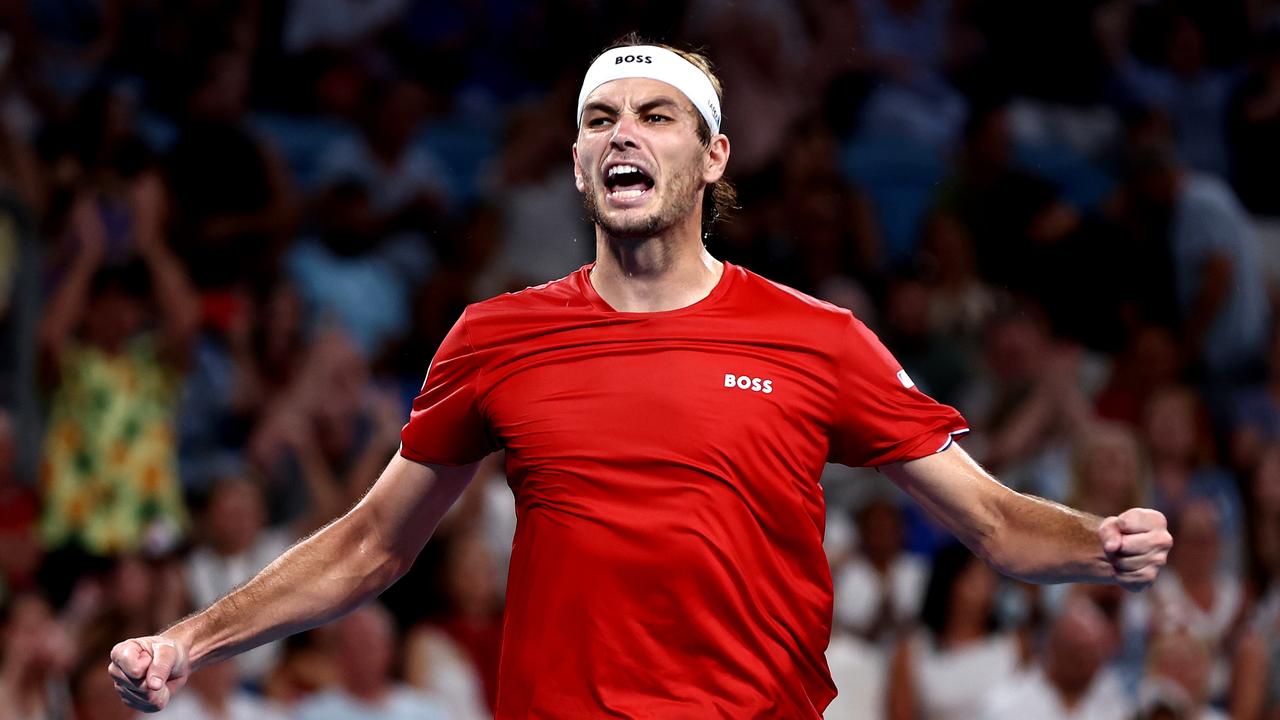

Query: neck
left=591, top=221, right=722, bottom=312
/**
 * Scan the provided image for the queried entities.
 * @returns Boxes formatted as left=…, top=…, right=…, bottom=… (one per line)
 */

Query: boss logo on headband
left=615, top=55, right=654, bottom=64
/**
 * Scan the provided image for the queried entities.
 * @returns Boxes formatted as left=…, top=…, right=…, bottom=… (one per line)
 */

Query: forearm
left=987, top=492, right=1115, bottom=584
left=38, top=256, right=96, bottom=357
left=886, top=446, right=1119, bottom=585
left=164, top=507, right=405, bottom=671
left=139, top=245, right=200, bottom=347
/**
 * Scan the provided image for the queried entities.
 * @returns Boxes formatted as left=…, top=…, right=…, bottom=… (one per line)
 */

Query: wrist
left=159, top=621, right=200, bottom=668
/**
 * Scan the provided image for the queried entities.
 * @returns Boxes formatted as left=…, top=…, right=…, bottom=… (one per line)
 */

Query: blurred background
left=1, top=0, right=1280, bottom=718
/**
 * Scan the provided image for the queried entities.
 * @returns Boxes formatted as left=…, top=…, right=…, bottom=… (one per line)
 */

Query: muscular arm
left=110, top=454, right=479, bottom=710
left=880, top=442, right=1170, bottom=588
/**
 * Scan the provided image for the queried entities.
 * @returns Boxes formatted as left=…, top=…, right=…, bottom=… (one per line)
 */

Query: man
left=109, top=39, right=1173, bottom=718
left=980, top=593, right=1132, bottom=720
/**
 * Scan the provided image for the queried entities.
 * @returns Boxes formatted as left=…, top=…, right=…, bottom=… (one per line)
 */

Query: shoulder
left=466, top=266, right=593, bottom=317
left=729, top=264, right=859, bottom=328
left=456, top=266, right=595, bottom=342
left=1180, top=173, right=1245, bottom=219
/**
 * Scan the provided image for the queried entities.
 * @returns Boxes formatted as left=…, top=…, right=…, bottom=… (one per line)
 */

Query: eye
left=645, top=114, right=671, bottom=123
left=587, top=116, right=613, bottom=128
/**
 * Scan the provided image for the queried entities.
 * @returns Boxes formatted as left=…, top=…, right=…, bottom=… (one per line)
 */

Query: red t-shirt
left=401, top=262, right=967, bottom=719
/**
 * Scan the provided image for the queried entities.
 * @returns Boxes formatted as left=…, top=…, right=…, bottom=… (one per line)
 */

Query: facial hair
left=582, top=159, right=702, bottom=240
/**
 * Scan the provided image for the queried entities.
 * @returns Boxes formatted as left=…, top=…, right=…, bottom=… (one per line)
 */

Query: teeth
left=609, top=188, right=646, bottom=198
left=608, top=164, right=641, bottom=177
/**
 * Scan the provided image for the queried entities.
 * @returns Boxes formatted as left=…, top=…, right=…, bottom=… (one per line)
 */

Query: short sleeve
left=400, top=309, right=496, bottom=466
left=827, top=314, right=968, bottom=468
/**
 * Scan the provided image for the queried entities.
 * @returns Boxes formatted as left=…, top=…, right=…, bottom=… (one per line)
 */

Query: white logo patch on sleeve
left=896, top=369, right=915, bottom=389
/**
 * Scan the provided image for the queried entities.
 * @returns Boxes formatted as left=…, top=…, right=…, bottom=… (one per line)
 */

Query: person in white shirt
left=293, top=603, right=448, bottom=720
left=152, top=659, right=286, bottom=720
left=887, top=543, right=1023, bottom=720
left=833, top=498, right=929, bottom=645
left=982, top=593, right=1132, bottom=720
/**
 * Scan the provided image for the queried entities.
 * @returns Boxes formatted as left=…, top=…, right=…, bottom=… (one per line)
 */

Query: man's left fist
left=1098, top=507, right=1173, bottom=592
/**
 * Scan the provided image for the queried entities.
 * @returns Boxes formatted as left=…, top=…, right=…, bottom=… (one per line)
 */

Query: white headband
left=576, top=45, right=721, bottom=134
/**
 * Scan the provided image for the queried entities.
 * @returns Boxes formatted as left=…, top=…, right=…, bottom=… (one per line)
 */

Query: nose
left=609, top=113, right=641, bottom=151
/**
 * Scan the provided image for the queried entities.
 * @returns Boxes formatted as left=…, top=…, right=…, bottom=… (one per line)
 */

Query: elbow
left=342, top=508, right=415, bottom=594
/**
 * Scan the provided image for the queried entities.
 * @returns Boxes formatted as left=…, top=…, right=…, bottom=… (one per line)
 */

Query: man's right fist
left=107, top=636, right=190, bottom=712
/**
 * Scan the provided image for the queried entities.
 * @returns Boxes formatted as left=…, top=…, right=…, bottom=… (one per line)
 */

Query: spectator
left=1094, top=325, right=1183, bottom=427
left=314, top=76, right=449, bottom=226
left=166, top=48, right=296, bottom=293
left=1244, top=444, right=1280, bottom=603
left=294, top=603, right=449, bottom=720
left=405, top=530, right=499, bottom=720
left=1138, top=499, right=1244, bottom=704
left=1127, top=148, right=1270, bottom=383
left=79, top=553, right=187, bottom=657
left=981, top=593, right=1131, bottom=720
left=1103, top=10, right=1241, bottom=178
left=0, top=410, right=39, bottom=601
left=261, top=630, right=338, bottom=710
left=1066, top=421, right=1148, bottom=518
left=959, top=306, right=1098, bottom=498
left=1136, top=630, right=1229, bottom=720
left=1230, top=27, right=1280, bottom=215
left=287, top=178, right=433, bottom=357
left=157, top=659, right=288, bottom=720
left=854, top=0, right=968, bottom=150
left=1141, top=386, right=1245, bottom=572
left=1227, top=328, right=1280, bottom=473
left=880, top=276, right=970, bottom=407
left=1231, top=560, right=1280, bottom=720
left=918, top=212, right=998, bottom=353
left=37, top=182, right=199, bottom=559
left=832, top=498, right=929, bottom=645
left=476, top=90, right=591, bottom=295
left=940, top=105, right=1080, bottom=295
left=184, top=475, right=304, bottom=683
left=0, top=593, right=76, bottom=720
left=282, top=0, right=409, bottom=56
left=886, top=543, right=1023, bottom=720
left=72, top=654, right=139, bottom=720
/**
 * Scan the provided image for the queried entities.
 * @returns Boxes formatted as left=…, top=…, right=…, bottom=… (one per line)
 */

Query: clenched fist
left=107, top=636, right=190, bottom=712
left=1098, top=507, right=1173, bottom=592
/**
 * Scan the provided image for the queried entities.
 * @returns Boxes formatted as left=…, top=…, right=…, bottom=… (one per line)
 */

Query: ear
left=572, top=143, right=586, bottom=193
left=703, top=134, right=730, bottom=185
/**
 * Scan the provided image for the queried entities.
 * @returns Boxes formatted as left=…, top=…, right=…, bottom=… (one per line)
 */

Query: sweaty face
left=574, top=78, right=713, bottom=239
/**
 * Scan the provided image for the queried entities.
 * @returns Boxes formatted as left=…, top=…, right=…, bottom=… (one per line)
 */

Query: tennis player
left=109, top=39, right=1172, bottom=718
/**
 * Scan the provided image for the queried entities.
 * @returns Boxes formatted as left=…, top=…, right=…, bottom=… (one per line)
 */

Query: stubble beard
left=582, top=167, right=700, bottom=241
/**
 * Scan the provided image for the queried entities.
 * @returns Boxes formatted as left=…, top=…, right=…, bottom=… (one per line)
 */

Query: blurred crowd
left=1, top=0, right=1280, bottom=718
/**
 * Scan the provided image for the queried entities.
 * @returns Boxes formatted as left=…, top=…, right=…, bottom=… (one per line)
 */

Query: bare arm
left=131, top=173, right=200, bottom=367
left=880, top=442, right=1171, bottom=588
left=37, top=197, right=106, bottom=378
left=108, top=454, right=479, bottom=711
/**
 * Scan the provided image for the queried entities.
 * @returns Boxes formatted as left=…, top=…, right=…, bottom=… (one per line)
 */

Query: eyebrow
left=582, top=96, right=687, bottom=117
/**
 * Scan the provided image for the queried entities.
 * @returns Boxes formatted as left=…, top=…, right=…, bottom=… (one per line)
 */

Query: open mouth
left=604, top=164, right=655, bottom=201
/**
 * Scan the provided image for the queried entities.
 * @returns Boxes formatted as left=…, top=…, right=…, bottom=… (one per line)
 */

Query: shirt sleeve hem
left=869, top=426, right=970, bottom=468
left=397, top=445, right=483, bottom=468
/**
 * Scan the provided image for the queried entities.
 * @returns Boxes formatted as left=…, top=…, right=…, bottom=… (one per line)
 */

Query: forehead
left=582, top=77, right=698, bottom=114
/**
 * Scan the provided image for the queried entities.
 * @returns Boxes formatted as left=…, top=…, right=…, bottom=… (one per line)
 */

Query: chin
left=598, top=213, right=667, bottom=239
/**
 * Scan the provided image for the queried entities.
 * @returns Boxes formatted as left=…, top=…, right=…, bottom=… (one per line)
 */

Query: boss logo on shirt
left=724, top=373, right=774, bottom=394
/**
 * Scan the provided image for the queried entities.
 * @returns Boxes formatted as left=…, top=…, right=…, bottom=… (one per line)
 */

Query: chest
left=479, top=331, right=834, bottom=475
